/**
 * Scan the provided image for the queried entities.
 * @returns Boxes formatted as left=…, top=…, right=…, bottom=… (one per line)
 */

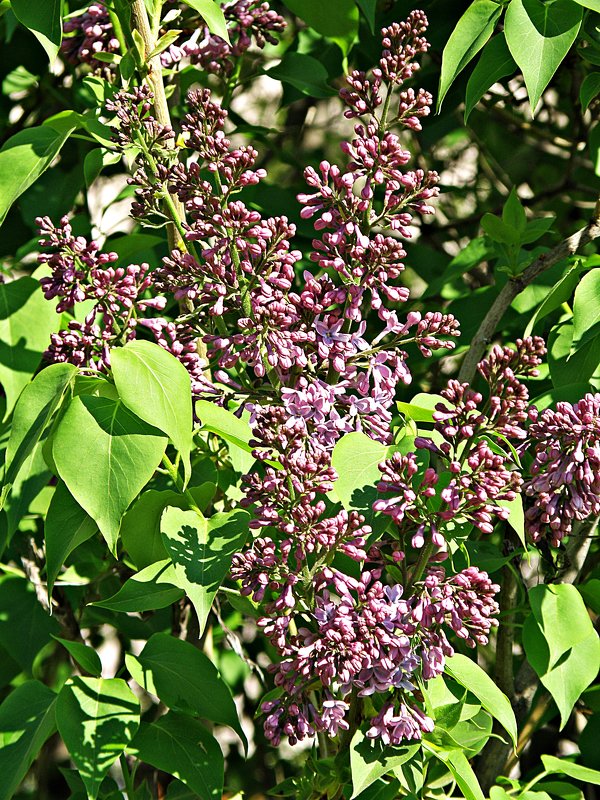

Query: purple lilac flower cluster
left=61, top=1, right=285, bottom=75
left=62, top=4, right=120, bottom=73
left=37, top=216, right=161, bottom=370
left=374, top=337, right=546, bottom=555
left=525, top=393, right=600, bottom=545
left=177, top=0, right=286, bottom=75
left=223, top=13, right=493, bottom=747
left=35, top=217, right=213, bottom=392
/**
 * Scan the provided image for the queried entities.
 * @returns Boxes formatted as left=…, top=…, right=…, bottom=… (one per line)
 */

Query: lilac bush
left=34, top=8, right=600, bottom=756
left=1, top=0, right=600, bottom=797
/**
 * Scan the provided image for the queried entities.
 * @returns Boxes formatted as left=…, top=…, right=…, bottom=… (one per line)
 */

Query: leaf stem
left=120, top=754, right=135, bottom=799
left=161, top=453, right=203, bottom=517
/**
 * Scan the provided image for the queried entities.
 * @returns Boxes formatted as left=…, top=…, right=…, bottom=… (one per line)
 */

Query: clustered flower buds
left=525, top=394, right=600, bottom=544
left=37, top=216, right=164, bottom=370
left=62, top=4, right=120, bottom=73
left=62, top=1, right=285, bottom=75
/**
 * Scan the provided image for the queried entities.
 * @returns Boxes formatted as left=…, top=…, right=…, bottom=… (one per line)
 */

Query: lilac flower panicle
left=525, top=393, right=600, bottom=545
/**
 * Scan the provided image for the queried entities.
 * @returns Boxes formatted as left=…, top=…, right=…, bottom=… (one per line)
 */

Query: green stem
left=129, top=0, right=188, bottom=252
left=107, top=8, right=128, bottom=56
left=222, top=57, right=243, bottom=109
left=161, top=454, right=203, bottom=517
left=407, top=540, right=436, bottom=592
left=120, top=754, right=135, bottom=800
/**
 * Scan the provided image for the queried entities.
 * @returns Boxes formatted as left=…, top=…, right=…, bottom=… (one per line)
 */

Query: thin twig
left=459, top=200, right=600, bottom=384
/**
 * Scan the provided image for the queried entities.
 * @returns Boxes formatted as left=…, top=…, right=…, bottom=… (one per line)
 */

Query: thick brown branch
left=458, top=204, right=600, bottom=384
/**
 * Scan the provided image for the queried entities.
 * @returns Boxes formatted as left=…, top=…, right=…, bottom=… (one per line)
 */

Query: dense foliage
left=0, top=1, right=600, bottom=799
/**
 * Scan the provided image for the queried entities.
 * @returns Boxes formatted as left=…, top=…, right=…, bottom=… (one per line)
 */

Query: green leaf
left=147, top=29, right=184, bottom=59
left=4, top=363, right=76, bottom=487
left=11, top=0, right=62, bottom=62
left=542, top=755, right=600, bottom=785
left=497, top=495, right=526, bottom=548
left=571, top=268, right=600, bottom=351
left=397, top=393, right=444, bottom=423
left=520, top=216, right=555, bottom=243
left=182, top=0, right=230, bottom=43
left=532, top=382, right=596, bottom=410
left=0, top=126, right=75, bottom=226
left=465, top=34, right=517, bottom=121
left=52, top=395, right=167, bottom=554
left=196, top=400, right=252, bottom=452
left=580, top=72, right=600, bottom=111
left=166, top=782, right=203, bottom=800
left=432, top=749, right=485, bottom=800
left=438, top=0, right=503, bottom=110
left=3, top=429, right=51, bottom=539
left=111, top=340, right=193, bottom=483
left=0, top=681, right=57, bottom=800
left=56, top=677, right=140, bottom=800
left=444, top=653, right=517, bottom=747
left=0, top=277, right=59, bottom=418
left=84, top=147, right=121, bottom=188
left=350, top=729, right=419, bottom=798
left=160, top=507, right=250, bottom=634
left=536, top=780, right=584, bottom=800
left=529, top=584, right=596, bottom=667
left=523, top=614, right=600, bottom=729
left=548, top=322, right=600, bottom=388
left=45, top=481, right=97, bottom=599
left=281, top=0, right=359, bottom=56
left=423, top=237, right=494, bottom=299
left=579, top=578, right=600, bottom=614
left=505, top=0, right=583, bottom=114
left=0, top=644, right=20, bottom=690
left=332, top=431, right=393, bottom=521
left=0, top=575, right=60, bottom=672
left=128, top=712, right=223, bottom=800
left=481, top=213, right=520, bottom=245
left=524, top=263, right=581, bottom=336
left=266, top=52, right=336, bottom=98
left=121, top=485, right=216, bottom=570
left=332, top=432, right=417, bottom=531
left=128, top=633, right=246, bottom=750
left=92, top=559, right=184, bottom=612
left=503, top=188, right=527, bottom=234
left=355, top=0, right=376, bottom=33
left=572, top=0, right=600, bottom=10
left=53, top=636, right=103, bottom=677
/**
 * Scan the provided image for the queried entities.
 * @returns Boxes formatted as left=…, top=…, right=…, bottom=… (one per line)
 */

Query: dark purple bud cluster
left=61, top=4, right=120, bottom=73
left=181, top=0, right=286, bottom=76
left=36, top=217, right=215, bottom=394
left=62, top=1, right=285, bottom=75
left=478, top=336, right=546, bottom=439
left=105, top=85, right=175, bottom=152
left=525, top=393, right=600, bottom=544
left=374, top=338, right=546, bottom=554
